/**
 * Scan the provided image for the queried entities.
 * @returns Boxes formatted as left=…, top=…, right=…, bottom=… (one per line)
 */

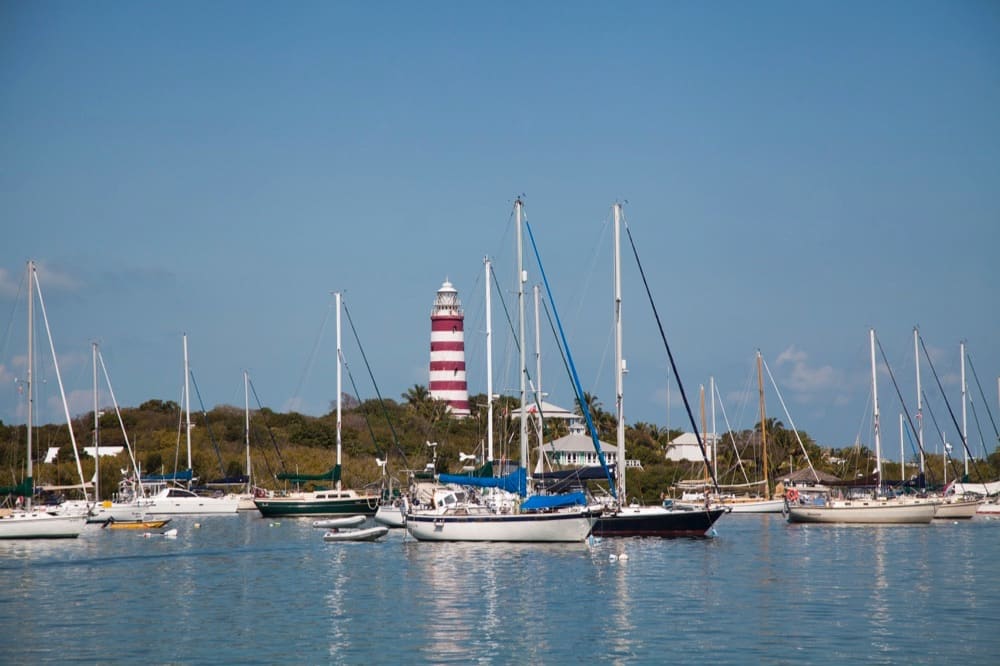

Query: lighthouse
left=429, top=279, right=470, bottom=417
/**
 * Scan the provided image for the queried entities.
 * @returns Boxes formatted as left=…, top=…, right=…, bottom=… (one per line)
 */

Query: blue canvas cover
left=438, top=467, right=527, bottom=497
left=520, top=491, right=588, bottom=510
left=141, top=469, right=194, bottom=483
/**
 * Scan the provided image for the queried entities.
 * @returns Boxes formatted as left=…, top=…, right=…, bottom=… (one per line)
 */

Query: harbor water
left=1, top=512, right=997, bottom=664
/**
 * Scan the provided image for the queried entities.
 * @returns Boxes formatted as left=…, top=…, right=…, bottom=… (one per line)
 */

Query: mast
left=335, top=291, right=343, bottom=492
left=516, top=198, right=528, bottom=478
left=700, top=385, right=708, bottom=486
left=534, top=284, right=544, bottom=445
left=710, top=375, right=717, bottom=485
left=184, top=333, right=192, bottom=473
left=899, top=412, right=905, bottom=482
left=870, top=329, right=882, bottom=496
left=93, top=342, right=100, bottom=502
left=960, top=341, right=968, bottom=477
left=613, top=202, right=625, bottom=501
left=484, top=257, right=494, bottom=463
left=757, top=350, right=770, bottom=500
left=914, top=327, right=925, bottom=480
left=26, top=261, right=34, bottom=510
left=244, top=370, right=251, bottom=493
left=34, top=264, right=88, bottom=501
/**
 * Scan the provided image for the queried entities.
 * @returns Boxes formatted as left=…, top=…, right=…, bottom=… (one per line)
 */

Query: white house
left=665, top=432, right=715, bottom=462
left=534, top=421, right=619, bottom=472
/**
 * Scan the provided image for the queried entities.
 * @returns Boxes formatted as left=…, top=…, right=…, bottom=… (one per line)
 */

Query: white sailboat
left=931, top=341, right=984, bottom=519
left=86, top=342, right=158, bottom=524
left=405, top=199, right=600, bottom=542
left=787, top=329, right=936, bottom=525
left=143, top=335, right=239, bottom=516
left=0, top=261, right=87, bottom=539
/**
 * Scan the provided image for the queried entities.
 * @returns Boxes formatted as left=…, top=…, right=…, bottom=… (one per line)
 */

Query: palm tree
left=403, top=384, right=431, bottom=408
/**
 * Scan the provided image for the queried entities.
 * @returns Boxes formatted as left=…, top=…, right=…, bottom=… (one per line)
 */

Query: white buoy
left=619, top=553, right=629, bottom=561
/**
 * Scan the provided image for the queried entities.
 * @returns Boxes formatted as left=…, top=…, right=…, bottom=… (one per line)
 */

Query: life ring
left=786, top=489, right=799, bottom=502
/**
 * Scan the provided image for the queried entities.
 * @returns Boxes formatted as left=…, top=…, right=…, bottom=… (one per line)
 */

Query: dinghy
left=103, top=517, right=172, bottom=530
left=322, top=525, right=389, bottom=542
left=312, top=515, right=366, bottom=529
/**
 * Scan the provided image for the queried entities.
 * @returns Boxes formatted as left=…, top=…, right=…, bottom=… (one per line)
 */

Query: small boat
left=103, top=517, right=172, bottom=530
left=322, top=525, right=389, bottom=542
left=312, top=515, right=366, bottom=529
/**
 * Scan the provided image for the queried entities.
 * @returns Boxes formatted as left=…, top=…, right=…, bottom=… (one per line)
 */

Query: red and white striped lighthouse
left=429, top=279, right=470, bottom=417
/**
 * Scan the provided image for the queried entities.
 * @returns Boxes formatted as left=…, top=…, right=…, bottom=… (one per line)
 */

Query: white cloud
left=33, top=262, right=82, bottom=292
left=773, top=345, right=854, bottom=407
left=0, top=267, right=21, bottom=299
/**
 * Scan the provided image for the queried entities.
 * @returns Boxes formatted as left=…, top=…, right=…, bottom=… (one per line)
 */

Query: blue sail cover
left=438, top=467, right=527, bottom=497
left=520, top=492, right=588, bottom=510
left=141, top=469, right=194, bottom=483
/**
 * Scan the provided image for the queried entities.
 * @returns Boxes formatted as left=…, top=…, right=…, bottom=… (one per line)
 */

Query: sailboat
left=786, top=329, right=936, bottom=524
left=404, top=199, right=600, bottom=542
left=253, top=293, right=380, bottom=518
left=86, top=342, right=159, bottom=524
left=0, top=261, right=88, bottom=539
left=143, top=335, right=239, bottom=515
left=714, top=353, right=786, bottom=513
left=590, top=204, right=727, bottom=537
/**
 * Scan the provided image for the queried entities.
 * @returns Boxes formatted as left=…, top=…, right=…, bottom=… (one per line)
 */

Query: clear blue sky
left=2, top=1, right=998, bottom=461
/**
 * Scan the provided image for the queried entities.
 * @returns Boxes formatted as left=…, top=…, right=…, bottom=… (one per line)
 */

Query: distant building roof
left=537, top=423, right=617, bottom=455
left=783, top=467, right=841, bottom=484
left=509, top=400, right=577, bottom=420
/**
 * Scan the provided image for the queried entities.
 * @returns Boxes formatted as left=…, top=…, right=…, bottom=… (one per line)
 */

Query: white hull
left=722, top=498, right=786, bottom=514
left=976, top=500, right=1000, bottom=515
left=405, top=508, right=596, bottom=542
left=933, top=498, right=982, bottom=520
left=787, top=499, right=936, bottom=524
left=87, top=500, right=155, bottom=523
left=374, top=504, right=406, bottom=528
left=0, top=511, right=87, bottom=539
left=237, top=494, right=258, bottom=511
left=144, top=488, right=240, bottom=515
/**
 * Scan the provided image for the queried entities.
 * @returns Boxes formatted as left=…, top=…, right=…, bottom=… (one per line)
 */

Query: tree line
left=2, top=386, right=997, bottom=503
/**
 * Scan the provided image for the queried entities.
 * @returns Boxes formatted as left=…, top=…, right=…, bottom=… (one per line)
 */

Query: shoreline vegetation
left=3, top=388, right=998, bottom=504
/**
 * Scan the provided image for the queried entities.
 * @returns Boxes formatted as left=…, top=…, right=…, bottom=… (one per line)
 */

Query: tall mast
left=757, top=350, right=770, bottom=500
left=183, top=333, right=192, bottom=473
left=900, top=412, right=905, bottom=482
left=534, top=284, right=544, bottom=445
left=93, top=342, right=100, bottom=501
left=484, top=257, right=494, bottom=463
left=613, top=202, right=625, bottom=500
left=710, top=375, right=717, bottom=486
left=26, top=261, right=34, bottom=510
left=699, top=385, right=707, bottom=485
left=960, top=341, right=968, bottom=477
left=244, top=370, right=251, bottom=492
left=516, top=198, right=527, bottom=475
left=335, top=291, right=343, bottom=492
left=914, top=327, right=925, bottom=479
left=870, top=329, right=882, bottom=495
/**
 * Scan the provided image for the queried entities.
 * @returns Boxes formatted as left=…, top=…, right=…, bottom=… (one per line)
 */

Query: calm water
left=1, top=512, right=998, bottom=664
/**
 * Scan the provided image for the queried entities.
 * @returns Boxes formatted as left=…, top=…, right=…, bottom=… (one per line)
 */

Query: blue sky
left=2, top=1, right=998, bottom=461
